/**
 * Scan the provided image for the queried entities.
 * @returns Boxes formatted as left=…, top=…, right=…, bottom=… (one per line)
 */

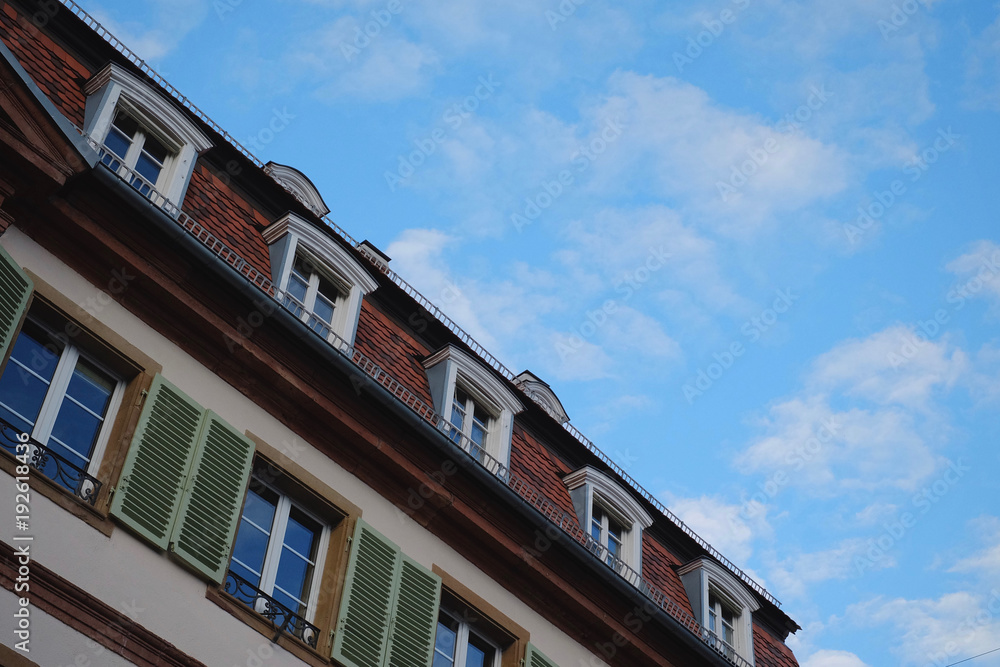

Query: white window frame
left=262, top=212, right=379, bottom=348
left=678, top=557, right=760, bottom=666
left=283, top=250, right=349, bottom=340
left=3, top=318, right=125, bottom=481
left=233, top=477, right=331, bottom=625
left=422, top=345, right=523, bottom=470
left=434, top=606, right=503, bottom=667
left=83, top=63, right=213, bottom=207
left=563, top=466, right=653, bottom=574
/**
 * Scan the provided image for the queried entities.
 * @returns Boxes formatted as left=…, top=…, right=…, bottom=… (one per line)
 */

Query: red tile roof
left=754, top=622, right=801, bottom=667
left=0, top=4, right=88, bottom=127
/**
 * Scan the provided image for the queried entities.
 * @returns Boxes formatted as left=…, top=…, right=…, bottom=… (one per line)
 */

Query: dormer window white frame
left=83, top=63, right=213, bottom=207
left=563, top=466, right=653, bottom=574
left=264, top=162, right=331, bottom=218
left=678, top=557, right=760, bottom=666
left=422, top=345, right=523, bottom=470
left=513, top=370, right=569, bottom=425
left=262, top=212, right=379, bottom=348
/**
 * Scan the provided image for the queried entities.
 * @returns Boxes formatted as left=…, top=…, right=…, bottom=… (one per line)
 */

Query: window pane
left=286, top=272, right=308, bottom=303
left=133, top=152, right=163, bottom=185
left=272, top=586, right=306, bottom=619
left=65, top=357, right=115, bottom=415
left=47, top=401, right=102, bottom=464
left=284, top=507, right=320, bottom=558
left=470, top=421, right=486, bottom=448
left=142, top=134, right=169, bottom=163
left=230, top=488, right=278, bottom=586
left=466, top=633, right=496, bottom=667
left=0, top=327, right=60, bottom=431
left=104, top=126, right=132, bottom=160
left=433, top=614, right=459, bottom=667
left=111, top=110, right=139, bottom=137
left=313, top=293, right=335, bottom=326
left=273, top=549, right=312, bottom=614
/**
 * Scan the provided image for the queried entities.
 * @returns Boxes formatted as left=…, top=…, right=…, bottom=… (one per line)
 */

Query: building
left=0, top=1, right=802, bottom=666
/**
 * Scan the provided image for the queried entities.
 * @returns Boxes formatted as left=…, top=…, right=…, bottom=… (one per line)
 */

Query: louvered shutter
left=0, top=246, right=32, bottom=372
left=385, top=555, right=441, bottom=667
left=170, top=411, right=255, bottom=583
left=525, top=643, right=559, bottom=667
left=332, top=520, right=402, bottom=667
left=110, top=374, right=203, bottom=549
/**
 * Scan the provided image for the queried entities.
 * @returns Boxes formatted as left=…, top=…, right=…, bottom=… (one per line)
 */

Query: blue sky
left=78, top=0, right=1000, bottom=665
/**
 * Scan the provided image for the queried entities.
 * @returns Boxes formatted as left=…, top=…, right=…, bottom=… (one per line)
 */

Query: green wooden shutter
left=0, top=245, right=32, bottom=371
left=110, top=374, right=204, bottom=549
left=170, top=411, right=255, bottom=584
left=333, top=520, right=402, bottom=667
left=525, top=644, right=559, bottom=667
left=385, top=555, right=441, bottom=667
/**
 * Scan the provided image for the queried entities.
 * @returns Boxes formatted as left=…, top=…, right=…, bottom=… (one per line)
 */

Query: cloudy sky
left=80, top=0, right=1000, bottom=665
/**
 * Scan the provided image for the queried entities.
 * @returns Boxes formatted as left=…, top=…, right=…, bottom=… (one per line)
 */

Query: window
left=433, top=607, right=501, bottom=667
left=262, top=212, right=379, bottom=348
left=281, top=253, right=345, bottom=340
left=450, top=386, right=491, bottom=452
left=227, top=473, right=330, bottom=644
left=590, top=504, right=625, bottom=566
left=84, top=62, right=213, bottom=207
left=563, top=466, right=653, bottom=574
left=708, top=592, right=738, bottom=660
left=100, top=108, right=173, bottom=196
left=422, top=345, right=523, bottom=470
left=0, top=317, right=124, bottom=500
left=677, top=557, right=760, bottom=666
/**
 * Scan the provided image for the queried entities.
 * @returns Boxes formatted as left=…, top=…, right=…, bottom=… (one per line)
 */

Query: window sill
left=206, top=586, right=330, bottom=667
left=0, top=450, right=114, bottom=537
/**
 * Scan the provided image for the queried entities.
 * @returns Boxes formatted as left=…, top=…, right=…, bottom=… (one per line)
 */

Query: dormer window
left=262, top=212, right=379, bottom=348
left=84, top=63, right=213, bottom=208
left=563, top=466, right=653, bottom=574
left=283, top=253, right=343, bottom=337
left=101, top=108, right=173, bottom=197
left=678, top=557, right=760, bottom=665
left=451, top=386, right=491, bottom=450
left=423, top=345, right=523, bottom=471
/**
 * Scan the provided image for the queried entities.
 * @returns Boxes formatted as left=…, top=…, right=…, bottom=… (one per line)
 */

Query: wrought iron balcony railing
left=223, top=569, right=320, bottom=648
left=0, top=416, right=102, bottom=505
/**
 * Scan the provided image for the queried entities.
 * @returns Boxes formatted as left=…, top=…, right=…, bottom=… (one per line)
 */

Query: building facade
left=0, top=2, right=802, bottom=666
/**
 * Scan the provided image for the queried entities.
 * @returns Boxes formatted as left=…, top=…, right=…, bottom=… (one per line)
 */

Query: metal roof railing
left=59, top=0, right=779, bottom=609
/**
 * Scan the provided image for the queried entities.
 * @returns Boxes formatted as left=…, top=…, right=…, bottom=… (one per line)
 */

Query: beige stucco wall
left=0, top=228, right=600, bottom=667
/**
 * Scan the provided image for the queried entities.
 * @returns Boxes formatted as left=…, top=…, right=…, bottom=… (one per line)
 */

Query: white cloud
left=808, top=325, right=966, bottom=410
left=950, top=516, right=1000, bottom=579
left=800, top=649, right=872, bottom=667
left=663, top=494, right=769, bottom=565
left=946, top=240, right=1000, bottom=310
left=851, top=591, right=1000, bottom=666
left=768, top=539, right=892, bottom=600
left=964, top=14, right=1000, bottom=111
left=87, top=0, right=208, bottom=62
